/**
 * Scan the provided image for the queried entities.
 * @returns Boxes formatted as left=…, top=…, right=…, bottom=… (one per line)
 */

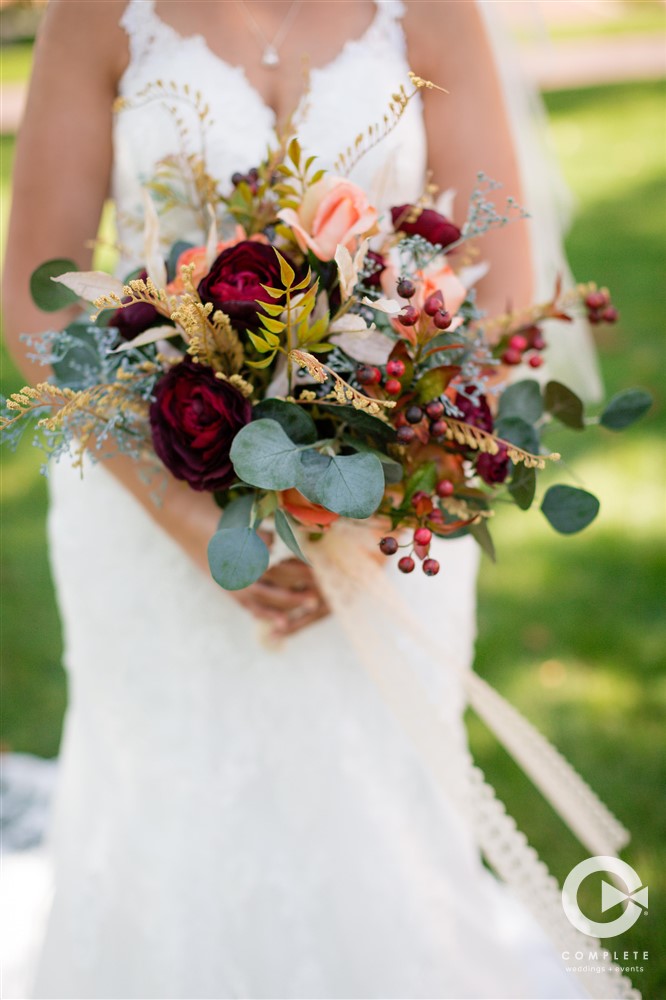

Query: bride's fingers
left=230, top=591, right=291, bottom=630
left=248, top=579, right=321, bottom=612
left=271, top=600, right=331, bottom=637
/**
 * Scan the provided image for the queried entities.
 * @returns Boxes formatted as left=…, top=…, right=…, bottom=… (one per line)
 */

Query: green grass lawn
left=0, top=41, right=34, bottom=86
left=517, top=0, right=665, bottom=42
left=1, top=77, right=664, bottom=995
left=471, top=80, right=665, bottom=999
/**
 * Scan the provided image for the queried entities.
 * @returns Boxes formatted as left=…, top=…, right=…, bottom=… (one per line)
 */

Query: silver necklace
left=235, top=0, right=303, bottom=68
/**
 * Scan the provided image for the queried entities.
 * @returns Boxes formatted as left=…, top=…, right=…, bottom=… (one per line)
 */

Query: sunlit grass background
left=1, top=31, right=664, bottom=1000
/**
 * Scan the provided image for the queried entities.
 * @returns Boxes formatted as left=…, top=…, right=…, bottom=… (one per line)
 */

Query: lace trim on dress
left=120, top=0, right=160, bottom=65
left=306, top=524, right=639, bottom=1000
left=120, top=1, right=407, bottom=79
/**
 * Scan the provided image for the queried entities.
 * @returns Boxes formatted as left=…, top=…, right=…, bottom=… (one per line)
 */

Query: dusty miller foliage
left=1, top=324, right=159, bottom=474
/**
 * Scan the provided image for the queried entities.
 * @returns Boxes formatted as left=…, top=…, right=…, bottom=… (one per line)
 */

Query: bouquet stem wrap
left=304, top=523, right=637, bottom=1000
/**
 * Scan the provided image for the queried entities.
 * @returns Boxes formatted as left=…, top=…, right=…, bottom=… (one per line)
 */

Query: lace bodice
left=114, top=0, right=427, bottom=268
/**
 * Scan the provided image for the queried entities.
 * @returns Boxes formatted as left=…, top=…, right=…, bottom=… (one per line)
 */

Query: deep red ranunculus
left=454, top=393, right=509, bottom=484
left=476, top=447, right=509, bottom=485
left=197, top=241, right=287, bottom=331
left=149, top=359, right=252, bottom=491
left=391, top=205, right=460, bottom=250
left=454, top=392, right=494, bottom=434
left=111, top=271, right=163, bottom=341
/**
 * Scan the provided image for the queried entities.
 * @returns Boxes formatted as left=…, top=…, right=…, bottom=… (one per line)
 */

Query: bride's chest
left=112, top=0, right=427, bottom=253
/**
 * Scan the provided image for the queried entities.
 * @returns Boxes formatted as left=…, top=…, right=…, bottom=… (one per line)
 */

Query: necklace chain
left=235, top=0, right=303, bottom=68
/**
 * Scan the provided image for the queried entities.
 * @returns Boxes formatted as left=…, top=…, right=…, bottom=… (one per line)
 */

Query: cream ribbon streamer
left=305, top=522, right=637, bottom=1000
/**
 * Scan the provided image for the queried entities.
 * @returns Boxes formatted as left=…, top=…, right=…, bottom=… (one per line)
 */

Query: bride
left=2, top=2, right=631, bottom=998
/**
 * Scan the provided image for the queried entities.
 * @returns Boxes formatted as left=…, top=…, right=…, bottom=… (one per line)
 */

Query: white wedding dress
left=29, top=3, right=631, bottom=999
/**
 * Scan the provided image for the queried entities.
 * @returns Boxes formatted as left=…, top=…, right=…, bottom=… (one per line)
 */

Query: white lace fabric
left=31, top=2, right=635, bottom=998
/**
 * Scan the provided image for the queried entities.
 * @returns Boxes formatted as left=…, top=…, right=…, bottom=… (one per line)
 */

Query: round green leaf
left=230, top=419, right=303, bottom=490
left=30, top=259, right=80, bottom=312
left=298, top=450, right=384, bottom=518
left=494, top=416, right=539, bottom=456
left=508, top=462, right=536, bottom=511
left=498, top=380, right=543, bottom=424
left=218, top=495, right=254, bottom=531
left=600, top=389, right=652, bottom=431
left=207, top=527, right=269, bottom=590
left=544, top=381, right=585, bottom=430
left=541, top=485, right=600, bottom=535
left=253, top=399, right=317, bottom=444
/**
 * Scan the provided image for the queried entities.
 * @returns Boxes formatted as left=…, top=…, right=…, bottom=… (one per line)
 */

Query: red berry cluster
left=395, top=279, right=453, bottom=335
left=378, top=477, right=457, bottom=578
left=356, top=359, right=407, bottom=399
left=231, top=167, right=260, bottom=194
left=501, top=325, right=547, bottom=369
left=584, top=288, right=618, bottom=325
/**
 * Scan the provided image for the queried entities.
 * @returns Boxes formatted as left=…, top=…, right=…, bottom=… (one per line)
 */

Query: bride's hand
left=230, top=559, right=330, bottom=637
left=124, top=472, right=328, bottom=637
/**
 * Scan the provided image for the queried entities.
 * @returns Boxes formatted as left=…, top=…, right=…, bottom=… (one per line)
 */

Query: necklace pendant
left=262, top=44, right=280, bottom=68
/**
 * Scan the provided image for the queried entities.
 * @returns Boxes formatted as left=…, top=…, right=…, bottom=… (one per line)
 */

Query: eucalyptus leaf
left=230, top=419, right=303, bottom=490
left=541, top=485, right=600, bottom=535
left=600, top=388, right=652, bottom=431
left=207, top=527, right=270, bottom=590
left=494, top=416, right=539, bottom=456
left=544, top=381, right=585, bottom=430
left=508, top=462, right=536, bottom=510
left=217, top=494, right=254, bottom=531
left=498, top=380, right=543, bottom=424
left=253, top=399, right=317, bottom=444
left=274, top=508, right=309, bottom=564
left=298, top=450, right=384, bottom=519
left=341, top=436, right=403, bottom=484
left=51, top=323, right=106, bottom=390
left=30, top=259, right=80, bottom=312
left=316, top=403, right=397, bottom=444
left=470, top=519, right=496, bottom=562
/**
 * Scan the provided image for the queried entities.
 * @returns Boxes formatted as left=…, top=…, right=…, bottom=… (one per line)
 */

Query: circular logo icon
left=562, top=855, right=648, bottom=938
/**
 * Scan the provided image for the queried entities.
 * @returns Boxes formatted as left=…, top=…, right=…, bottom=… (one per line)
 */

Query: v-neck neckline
left=131, top=0, right=387, bottom=130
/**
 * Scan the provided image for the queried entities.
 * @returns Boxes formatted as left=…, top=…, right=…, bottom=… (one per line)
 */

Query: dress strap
left=374, top=0, right=406, bottom=20
left=120, top=0, right=160, bottom=65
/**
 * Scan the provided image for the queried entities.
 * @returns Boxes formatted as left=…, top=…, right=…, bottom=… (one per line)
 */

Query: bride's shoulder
left=403, top=1, right=487, bottom=82
left=37, top=0, right=129, bottom=86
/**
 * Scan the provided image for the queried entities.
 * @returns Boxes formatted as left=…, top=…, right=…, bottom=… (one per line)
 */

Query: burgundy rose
left=149, top=359, right=252, bottom=492
left=197, top=241, right=288, bottom=331
left=111, top=270, right=163, bottom=341
left=476, top=447, right=509, bottom=485
left=391, top=205, right=460, bottom=250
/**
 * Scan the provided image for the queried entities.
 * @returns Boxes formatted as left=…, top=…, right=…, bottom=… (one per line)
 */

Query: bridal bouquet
left=2, top=76, right=650, bottom=589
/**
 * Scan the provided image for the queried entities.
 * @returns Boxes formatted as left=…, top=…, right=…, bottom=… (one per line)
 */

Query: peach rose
left=277, top=177, right=378, bottom=261
left=166, top=227, right=269, bottom=294
left=279, top=488, right=339, bottom=529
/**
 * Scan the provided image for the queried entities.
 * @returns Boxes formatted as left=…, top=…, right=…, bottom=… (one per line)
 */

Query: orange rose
left=277, top=177, right=378, bottom=261
left=279, top=489, right=339, bottom=529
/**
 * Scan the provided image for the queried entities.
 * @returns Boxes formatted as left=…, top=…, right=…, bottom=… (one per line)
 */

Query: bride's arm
left=2, top=1, right=326, bottom=635
left=406, top=0, right=534, bottom=315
